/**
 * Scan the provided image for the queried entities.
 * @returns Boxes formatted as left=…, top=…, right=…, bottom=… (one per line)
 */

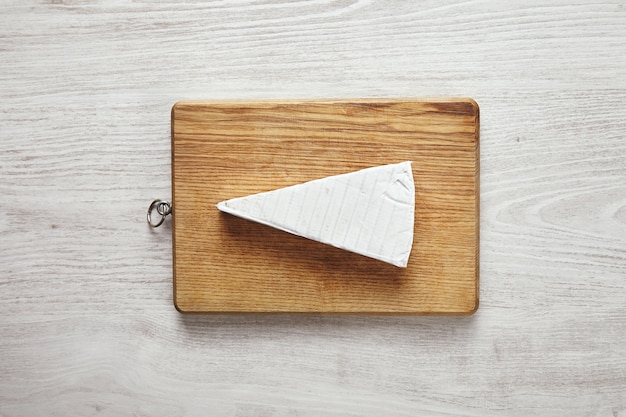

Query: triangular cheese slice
left=217, top=161, right=415, bottom=267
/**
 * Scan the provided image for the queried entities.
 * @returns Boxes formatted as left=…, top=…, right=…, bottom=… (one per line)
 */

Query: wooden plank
left=172, top=99, right=479, bottom=314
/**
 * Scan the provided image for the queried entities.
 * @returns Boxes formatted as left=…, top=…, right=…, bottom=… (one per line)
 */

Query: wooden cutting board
left=172, top=99, right=479, bottom=314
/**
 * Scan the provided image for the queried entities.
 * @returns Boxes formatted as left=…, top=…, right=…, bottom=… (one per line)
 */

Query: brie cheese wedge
left=217, top=161, right=415, bottom=267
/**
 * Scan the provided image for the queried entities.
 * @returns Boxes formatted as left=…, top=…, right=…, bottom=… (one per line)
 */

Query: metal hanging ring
left=147, top=199, right=171, bottom=228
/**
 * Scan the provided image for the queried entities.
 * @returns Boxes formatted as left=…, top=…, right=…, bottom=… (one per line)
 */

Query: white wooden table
left=1, top=1, right=625, bottom=416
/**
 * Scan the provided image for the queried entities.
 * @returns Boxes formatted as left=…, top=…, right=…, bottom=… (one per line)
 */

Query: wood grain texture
left=1, top=0, right=625, bottom=416
left=172, top=99, right=479, bottom=314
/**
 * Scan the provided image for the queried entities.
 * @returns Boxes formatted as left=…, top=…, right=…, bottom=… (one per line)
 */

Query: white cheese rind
left=216, top=161, right=415, bottom=267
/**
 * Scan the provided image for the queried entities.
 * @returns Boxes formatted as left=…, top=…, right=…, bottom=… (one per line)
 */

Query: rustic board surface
left=3, top=1, right=626, bottom=415
left=172, top=99, right=479, bottom=313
